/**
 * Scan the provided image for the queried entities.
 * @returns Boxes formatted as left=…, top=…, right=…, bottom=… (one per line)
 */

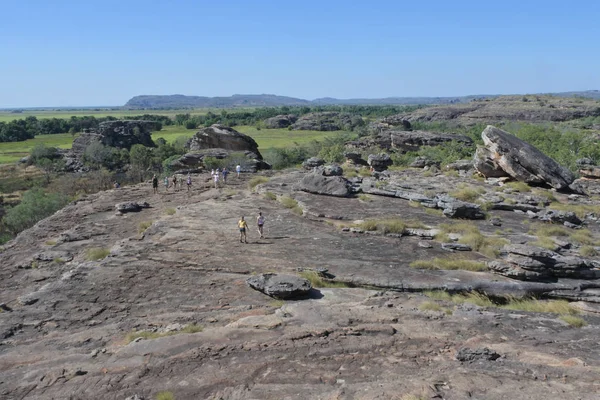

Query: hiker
left=222, top=167, right=229, bottom=183
left=257, top=211, right=265, bottom=239
left=179, top=175, right=185, bottom=189
left=164, top=176, right=169, bottom=191
left=186, top=173, right=192, bottom=191
left=236, top=164, right=241, bottom=178
left=213, top=169, right=220, bottom=188
left=172, top=175, right=178, bottom=191
left=113, top=181, right=120, bottom=189
left=238, top=216, right=248, bottom=243
left=152, top=174, right=158, bottom=194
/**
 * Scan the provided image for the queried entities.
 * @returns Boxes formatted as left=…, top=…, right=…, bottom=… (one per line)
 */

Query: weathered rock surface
left=579, top=166, right=600, bottom=179
left=474, top=125, right=575, bottom=190
left=2, top=168, right=600, bottom=399
left=263, top=114, right=298, bottom=128
left=456, top=347, right=501, bottom=362
left=302, top=157, right=325, bottom=170
left=115, top=201, right=150, bottom=213
left=410, top=156, right=440, bottom=168
left=246, top=273, right=312, bottom=299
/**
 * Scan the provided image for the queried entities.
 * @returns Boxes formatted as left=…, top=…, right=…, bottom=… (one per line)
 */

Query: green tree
left=2, top=188, right=69, bottom=235
left=130, top=144, right=154, bottom=181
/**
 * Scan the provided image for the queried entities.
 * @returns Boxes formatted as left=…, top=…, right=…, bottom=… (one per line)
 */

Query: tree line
left=0, top=114, right=172, bottom=142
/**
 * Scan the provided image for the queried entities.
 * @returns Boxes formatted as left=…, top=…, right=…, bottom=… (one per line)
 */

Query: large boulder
left=292, top=112, right=363, bottom=131
left=296, top=173, right=352, bottom=197
left=264, top=114, right=298, bottom=129
left=302, top=157, right=325, bottom=170
left=246, top=274, right=312, bottom=299
left=474, top=125, right=575, bottom=190
left=95, top=120, right=157, bottom=149
left=187, top=124, right=262, bottom=157
left=171, top=149, right=270, bottom=172
left=367, top=154, right=392, bottom=172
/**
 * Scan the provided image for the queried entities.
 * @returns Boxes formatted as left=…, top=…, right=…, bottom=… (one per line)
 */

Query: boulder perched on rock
left=302, top=157, right=325, bottom=170
left=445, top=160, right=474, bottom=171
left=322, top=164, right=344, bottom=176
left=187, top=124, right=261, bottom=156
left=390, top=130, right=473, bottom=151
left=410, top=156, right=440, bottom=169
left=474, top=125, right=575, bottom=190
left=344, top=152, right=367, bottom=166
left=436, top=196, right=486, bottom=220
left=456, top=347, right=501, bottom=362
left=296, top=173, right=352, bottom=197
left=367, top=154, right=392, bottom=171
left=579, top=166, right=600, bottom=179
left=246, top=273, right=312, bottom=299
left=263, top=114, right=298, bottom=129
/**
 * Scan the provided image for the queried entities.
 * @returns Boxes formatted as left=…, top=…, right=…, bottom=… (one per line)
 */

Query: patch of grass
left=126, top=324, right=203, bottom=344
left=138, top=221, right=153, bottom=234
left=438, top=222, right=480, bottom=235
left=503, top=298, right=578, bottom=315
left=156, top=391, right=175, bottom=400
left=458, top=232, right=509, bottom=258
left=45, top=240, right=57, bottom=246
left=559, top=315, right=587, bottom=328
left=424, top=290, right=453, bottom=301
left=279, top=195, right=303, bottom=215
left=530, top=237, right=558, bottom=250
left=444, top=169, right=459, bottom=177
left=248, top=176, right=269, bottom=190
left=410, top=258, right=487, bottom=271
left=263, top=191, right=277, bottom=200
left=85, top=247, right=110, bottom=261
left=355, top=218, right=426, bottom=234
left=419, top=301, right=442, bottom=312
left=505, top=181, right=531, bottom=192
left=530, top=224, right=569, bottom=238
left=53, top=257, right=65, bottom=264
left=344, top=169, right=359, bottom=178
left=450, top=186, right=482, bottom=202
left=165, top=208, right=176, bottom=215
left=358, top=168, right=372, bottom=177
left=569, top=229, right=599, bottom=246
left=424, top=207, right=443, bottom=216
left=477, top=201, right=495, bottom=211
left=549, top=202, right=600, bottom=219
left=358, top=193, right=372, bottom=202
left=579, top=245, right=598, bottom=257
left=299, top=270, right=351, bottom=288
left=269, top=300, right=285, bottom=307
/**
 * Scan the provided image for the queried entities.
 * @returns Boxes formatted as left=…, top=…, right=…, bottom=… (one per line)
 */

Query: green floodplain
left=0, top=124, right=344, bottom=164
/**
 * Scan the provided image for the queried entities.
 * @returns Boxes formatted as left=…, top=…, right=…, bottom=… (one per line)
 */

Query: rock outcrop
left=474, top=125, right=575, bottom=190
left=171, top=124, right=270, bottom=171
left=263, top=114, right=298, bottom=129
left=367, top=154, right=392, bottom=171
left=302, top=157, right=325, bottom=170
left=296, top=173, right=352, bottom=197
left=390, top=130, right=473, bottom=151
left=292, top=112, right=363, bottom=131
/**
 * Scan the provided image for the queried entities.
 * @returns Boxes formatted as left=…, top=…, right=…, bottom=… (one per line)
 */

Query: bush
left=85, top=247, right=110, bottom=261
left=560, top=315, right=587, bottom=328
left=2, top=188, right=69, bottom=235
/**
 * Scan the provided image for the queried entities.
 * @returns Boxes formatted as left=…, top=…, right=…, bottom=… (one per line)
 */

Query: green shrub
left=156, top=391, right=175, bottom=400
left=85, top=247, right=110, bottom=261
left=279, top=196, right=303, bottom=215
left=263, top=191, right=277, bottom=200
left=2, top=188, right=68, bottom=235
left=505, top=181, right=531, bottom=192
left=559, top=315, right=587, bottom=328
left=579, top=245, right=598, bottom=257
left=138, top=221, right=152, bottom=233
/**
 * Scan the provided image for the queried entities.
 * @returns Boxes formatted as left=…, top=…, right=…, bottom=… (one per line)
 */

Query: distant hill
left=124, top=91, right=600, bottom=109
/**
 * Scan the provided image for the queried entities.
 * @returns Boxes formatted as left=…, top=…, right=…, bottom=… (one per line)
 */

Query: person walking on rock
left=152, top=174, right=159, bottom=194
left=186, top=173, right=192, bottom=191
left=172, top=175, right=178, bottom=191
left=238, top=216, right=248, bottom=243
left=257, top=211, right=265, bottom=239
left=164, top=176, right=169, bottom=191
left=222, top=167, right=229, bottom=183
left=236, top=164, right=241, bottom=179
left=213, top=168, right=220, bottom=189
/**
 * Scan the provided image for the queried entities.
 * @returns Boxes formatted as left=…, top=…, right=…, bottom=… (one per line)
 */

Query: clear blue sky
left=1, top=0, right=599, bottom=107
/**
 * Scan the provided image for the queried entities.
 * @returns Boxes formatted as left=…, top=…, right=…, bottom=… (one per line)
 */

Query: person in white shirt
left=257, top=211, right=265, bottom=239
left=236, top=164, right=241, bottom=178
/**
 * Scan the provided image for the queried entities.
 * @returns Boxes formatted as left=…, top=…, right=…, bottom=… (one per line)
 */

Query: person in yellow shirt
left=238, top=216, right=248, bottom=243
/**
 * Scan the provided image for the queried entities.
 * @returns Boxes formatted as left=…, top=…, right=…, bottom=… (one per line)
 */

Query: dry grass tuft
left=299, top=271, right=351, bottom=288
left=248, top=176, right=269, bottom=190
left=410, top=258, right=487, bottom=271
left=279, top=196, right=303, bottom=215
left=164, top=208, right=176, bottom=215
left=504, top=181, right=531, bottom=192
left=138, top=221, right=153, bottom=234
left=263, top=191, right=277, bottom=200
left=85, top=247, right=110, bottom=261
left=559, top=315, right=587, bottom=328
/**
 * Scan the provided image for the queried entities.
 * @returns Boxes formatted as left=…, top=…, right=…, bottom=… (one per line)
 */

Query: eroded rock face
left=474, top=125, right=575, bottom=190
left=292, top=112, right=363, bottom=131
left=302, top=157, right=325, bottom=170
left=390, top=130, right=473, bottom=151
left=246, top=274, right=312, bottom=299
left=367, top=154, right=392, bottom=172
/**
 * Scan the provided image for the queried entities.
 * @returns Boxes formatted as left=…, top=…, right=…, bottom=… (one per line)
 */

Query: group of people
left=152, top=173, right=192, bottom=194
left=237, top=212, right=265, bottom=243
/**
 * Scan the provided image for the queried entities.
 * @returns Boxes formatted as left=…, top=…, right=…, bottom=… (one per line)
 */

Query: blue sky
left=1, top=0, right=599, bottom=107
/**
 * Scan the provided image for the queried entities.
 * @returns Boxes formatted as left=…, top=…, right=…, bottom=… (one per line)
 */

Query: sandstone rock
left=436, top=197, right=485, bottom=220
left=367, top=154, right=392, bottom=172
left=246, top=274, right=312, bottom=299
left=475, top=125, right=575, bottom=190
left=410, top=156, right=439, bottom=169
left=379, top=115, right=412, bottom=130
left=537, top=210, right=582, bottom=226
left=296, top=173, right=351, bottom=197
left=390, top=130, right=473, bottom=151
left=445, top=160, right=473, bottom=171
left=576, top=158, right=595, bottom=167
left=263, top=114, right=298, bottom=129
left=115, top=202, right=150, bottom=213
left=473, top=146, right=511, bottom=178
left=187, top=124, right=262, bottom=157
left=292, top=112, right=362, bottom=131
left=322, top=164, right=343, bottom=176
left=456, top=347, right=501, bottom=362
left=579, top=166, right=600, bottom=179
left=441, top=243, right=472, bottom=251
left=344, top=152, right=367, bottom=166
left=302, top=157, right=325, bottom=170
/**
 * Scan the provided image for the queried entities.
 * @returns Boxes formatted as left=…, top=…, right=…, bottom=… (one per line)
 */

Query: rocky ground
left=2, top=168, right=600, bottom=400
